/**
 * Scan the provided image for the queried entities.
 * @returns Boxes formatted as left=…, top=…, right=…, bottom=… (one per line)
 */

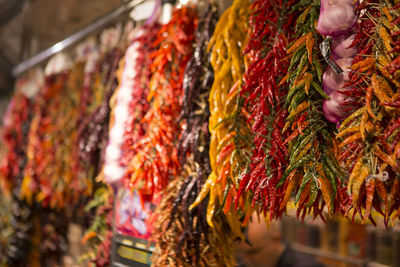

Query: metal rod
left=12, top=0, right=145, bottom=77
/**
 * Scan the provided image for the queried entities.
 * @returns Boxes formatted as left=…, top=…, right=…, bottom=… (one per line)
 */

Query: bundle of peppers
left=127, top=6, right=197, bottom=202
left=272, top=0, right=345, bottom=221
left=79, top=46, right=124, bottom=265
left=335, top=0, right=400, bottom=225
left=0, top=91, right=32, bottom=196
left=21, top=68, right=73, bottom=209
left=190, top=0, right=252, bottom=239
left=0, top=90, right=35, bottom=266
left=119, top=23, right=160, bottom=185
left=13, top=65, right=86, bottom=266
left=236, top=0, right=299, bottom=221
left=77, top=48, right=122, bottom=185
left=152, top=5, right=236, bottom=266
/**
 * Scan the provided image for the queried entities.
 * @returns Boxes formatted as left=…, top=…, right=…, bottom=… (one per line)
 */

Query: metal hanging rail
left=12, top=0, right=145, bottom=77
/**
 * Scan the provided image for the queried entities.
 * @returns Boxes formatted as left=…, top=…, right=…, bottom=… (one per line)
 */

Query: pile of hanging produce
left=2, top=0, right=400, bottom=266
left=78, top=41, right=125, bottom=266
left=0, top=89, right=34, bottom=265
left=152, top=4, right=239, bottom=267
left=333, top=0, right=400, bottom=225
left=126, top=6, right=197, bottom=201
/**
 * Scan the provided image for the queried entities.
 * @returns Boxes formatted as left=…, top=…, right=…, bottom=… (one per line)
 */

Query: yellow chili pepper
left=379, top=27, right=392, bottom=54
left=352, top=165, right=370, bottom=206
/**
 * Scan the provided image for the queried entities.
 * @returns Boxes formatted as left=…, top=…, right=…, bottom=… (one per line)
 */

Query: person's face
left=236, top=215, right=283, bottom=267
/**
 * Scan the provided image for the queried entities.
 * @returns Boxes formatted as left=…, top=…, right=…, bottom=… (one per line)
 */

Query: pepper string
left=16, top=64, right=85, bottom=265
left=276, top=0, right=345, bottom=221
left=119, top=23, right=160, bottom=185
left=189, top=0, right=252, bottom=238
left=0, top=91, right=32, bottom=196
left=78, top=47, right=123, bottom=265
left=21, top=70, right=69, bottom=209
left=337, top=0, right=400, bottom=225
left=81, top=24, right=159, bottom=266
left=80, top=185, right=113, bottom=267
left=236, top=0, right=299, bottom=221
left=76, top=48, right=122, bottom=187
left=152, top=5, right=236, bottom=266
left=127, top=6, right=197, bottom=202
left=0, top=90, right=35, bottom=265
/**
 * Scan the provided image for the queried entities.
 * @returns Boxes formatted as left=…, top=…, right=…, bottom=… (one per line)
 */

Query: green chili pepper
left=288, top=47, right=306, bottom=71
left=305, top=180, right=318, bottom=207
left=217, top=184, right=231, bottom=215
left=311, top=81, right=329, bottom=99
left=313, top=59, right=323, bottom=83
left=278, top=155, right=312, bottom=188
left=321, top=160, right=337, bottom=197
left=295, top=172, right=312, bottom=203
left=290, top=90, right=307, bottom=110
left=291, top=133, right=314, bottom=161
left=286, top=83, right=305, bottom=107
left=296, top=53, right=308, bottom=78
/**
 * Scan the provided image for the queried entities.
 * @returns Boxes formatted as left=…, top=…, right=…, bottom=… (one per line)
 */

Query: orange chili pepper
left=305, top=32, right=314, bottom=64
left=360, top=111, right=369, bottom=141
left=317, top=168, right=334, bottom=215
left=375, top=179, right=388, bottom=210
left=351, top=58, right=375, bottom=70
left=217, top=132, right=236, bottom=154
left=297, top=180, right=311, bottom=207
left=336, top=126, right=360, bottom=139
left=279, top=171, right=300, bottom=210
left=81, top=231, right=97, bottom=245
left=218, top=161, right=231, bottom=188
left=278, top=71, right=291, bottom=86
left=382, top=6, right=393, bottom=22
left=372, top=74, right=392, bottom=103
left=363, top=177, right=375, bottom=223
left=217, top=142, right=235, bottom=165
left=348, top=155, right=363, bottom=193
left=304, top=72, right=313, bottom=95
left=339, top=132, right=362, bottom=148
left=375, top=147, right=396, bottom=168
left=223, top=188, right=233, bottom=214
left=379, top=27, right=392, bottom=53
left=287, top=101, right=310, bottom=120
left=286, top=34, right=307, bottom=54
